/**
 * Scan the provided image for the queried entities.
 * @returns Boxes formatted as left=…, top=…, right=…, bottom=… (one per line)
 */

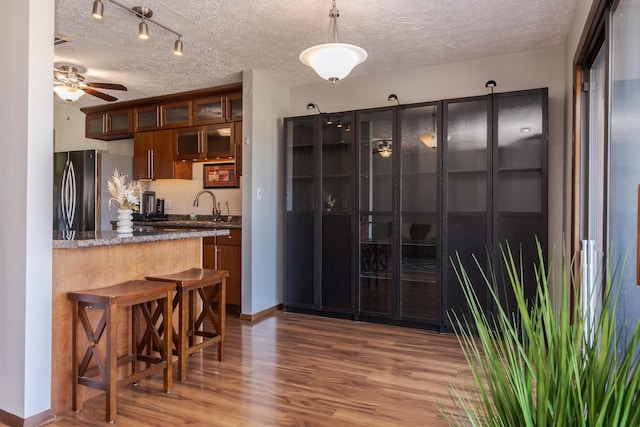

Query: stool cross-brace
left=146, top=268, right=228, bottom=382
left=67, top=280, right=174, bottom=423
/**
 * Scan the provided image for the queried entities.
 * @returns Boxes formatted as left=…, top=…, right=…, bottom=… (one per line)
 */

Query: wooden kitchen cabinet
left=85, top=109, right=133, bottom=140
left=203, top=229, right=242, bottom=307
left=192, top=92, right=242, bottom=125
left=174, top=123, right=236, bottom=161
left=133, top=130, right=192, bottom=180
left=134, top=100, right=192, bottom=132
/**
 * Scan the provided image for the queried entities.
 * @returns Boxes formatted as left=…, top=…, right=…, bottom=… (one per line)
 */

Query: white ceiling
left=54, top=0, right=578, bottom=108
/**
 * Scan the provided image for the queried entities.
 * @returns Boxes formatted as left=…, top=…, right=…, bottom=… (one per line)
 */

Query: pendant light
left=300, top=0, right=367, bottom=84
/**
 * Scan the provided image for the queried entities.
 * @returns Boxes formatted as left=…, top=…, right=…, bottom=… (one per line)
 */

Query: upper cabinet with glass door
left=134, top=101, right=191, bottom=132
left=193, top=92, right=242, bottom=125
left=85, top=109, right=133, bottom=140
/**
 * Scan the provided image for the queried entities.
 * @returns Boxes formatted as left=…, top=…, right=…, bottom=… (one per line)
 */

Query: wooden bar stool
left=67, top=280, right=174, bottom=423
left=145, top=268, right=228, bottom=382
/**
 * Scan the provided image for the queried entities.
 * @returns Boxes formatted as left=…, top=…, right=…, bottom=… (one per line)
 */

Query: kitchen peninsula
left=51, top=228, right=229, bottom=413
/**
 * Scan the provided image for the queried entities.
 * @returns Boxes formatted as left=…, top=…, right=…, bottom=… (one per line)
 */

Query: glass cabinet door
left=284, top=117, right=317, bottom=307
left=494, top=89, right=546, bottom=308
left=445, top=98, right=490, bottom=320
left=321, top=113, right=354, bottom=312
left=399, top=104, right=439, bottom=322
left=358, top=109, right=394, bottom=316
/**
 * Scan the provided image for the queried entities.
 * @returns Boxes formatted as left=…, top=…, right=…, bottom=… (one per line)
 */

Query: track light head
left=92, top=0, right=104, bottom=19
left=139, top=20, right=149, bottom=40
left=388, top=93, right=400, bottom=105
left=174, top=38, right=183, bottom=56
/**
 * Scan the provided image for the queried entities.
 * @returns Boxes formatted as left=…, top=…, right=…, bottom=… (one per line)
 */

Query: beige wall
left=290, top=46, right=566, bottom=256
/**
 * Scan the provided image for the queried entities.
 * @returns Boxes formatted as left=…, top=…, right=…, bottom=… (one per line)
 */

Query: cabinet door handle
left=198, top=130, right=202, bottom=153
left=105, top=113, right=111, bottom=133
left=147, top=149, right=151, bottom=179
left=151, top=150, right=155, bottom=179
left=102, top=113, right=107, bottom=134
left=225, top=97, right=229, bottom=121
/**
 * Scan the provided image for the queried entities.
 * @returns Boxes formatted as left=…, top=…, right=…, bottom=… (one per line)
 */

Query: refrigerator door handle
left=61, top=159, right=77, bottom=229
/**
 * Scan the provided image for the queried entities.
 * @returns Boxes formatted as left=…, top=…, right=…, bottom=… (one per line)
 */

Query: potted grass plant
left=446, top=239, right=640, bottom=426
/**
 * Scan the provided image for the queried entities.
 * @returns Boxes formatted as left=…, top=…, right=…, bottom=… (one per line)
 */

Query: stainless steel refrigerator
left=53, top=150, right=133, bottom=231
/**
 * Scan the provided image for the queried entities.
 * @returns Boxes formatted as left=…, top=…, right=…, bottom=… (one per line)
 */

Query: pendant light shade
left=300, top=0, right=367, bottom=83
left=53, top=85, right=85, bottom=102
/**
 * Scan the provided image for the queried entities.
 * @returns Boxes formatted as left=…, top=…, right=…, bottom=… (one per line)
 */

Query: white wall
left=0, top=0, right=54, bottom=420
left=290, top=46, right=566, bottom=257
left=242, top=69, right=289, bottom=315
left=54, top=104, right=133, bottom=156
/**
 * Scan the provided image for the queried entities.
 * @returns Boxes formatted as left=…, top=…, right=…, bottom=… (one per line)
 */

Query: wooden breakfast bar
left=51, top=228, right=229, bottom=414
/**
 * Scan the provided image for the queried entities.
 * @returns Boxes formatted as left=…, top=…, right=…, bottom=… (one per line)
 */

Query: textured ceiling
left=54, top=0, right=578, bottom=108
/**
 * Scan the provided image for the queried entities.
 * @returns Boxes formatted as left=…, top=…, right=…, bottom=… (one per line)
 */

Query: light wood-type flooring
left=46, top=311, right=472, bottom=426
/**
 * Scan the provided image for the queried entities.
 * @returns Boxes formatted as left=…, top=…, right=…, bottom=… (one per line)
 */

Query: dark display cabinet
left=443, top=89, right=548, bottom=327
left=284, top=113, right=355, bottom=314
left=284, top=88, right=547, bottom=330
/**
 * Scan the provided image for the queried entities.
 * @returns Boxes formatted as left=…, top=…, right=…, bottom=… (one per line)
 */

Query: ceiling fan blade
left=86, top=82, right=127, bottom=91
left=84, top=88, right=118, bottom=102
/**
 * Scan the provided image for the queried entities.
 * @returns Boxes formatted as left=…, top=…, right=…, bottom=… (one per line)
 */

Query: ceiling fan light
left=173, top=38, right=183, bottom=56
left=53, top=85, right=85, bottom=102
left=92, top=0, right=103, bottom=19
left=139, top=21, right=149, bottom=40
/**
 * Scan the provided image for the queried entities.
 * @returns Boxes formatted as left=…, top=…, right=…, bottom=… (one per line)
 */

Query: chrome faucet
left=193, top=190, right=221, bottom=221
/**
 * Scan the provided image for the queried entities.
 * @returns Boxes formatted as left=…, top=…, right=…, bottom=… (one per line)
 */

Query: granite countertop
left=117, top=214, right=242, bottom=230
left=53, top=228, right=230, bottom=249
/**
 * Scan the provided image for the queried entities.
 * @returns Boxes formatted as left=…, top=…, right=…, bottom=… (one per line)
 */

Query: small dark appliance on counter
left=134, top=191, right=167, bottom=221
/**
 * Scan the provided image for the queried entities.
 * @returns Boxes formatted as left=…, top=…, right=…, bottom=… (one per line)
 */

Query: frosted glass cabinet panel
left=322, top=113, right=354, bottom=212
left=496, top=92, right=545, bottom=213
left=400, top=104, right=439, bottom=322
left=285, top=117, right=316, bottom=212
left=445, top=97, right=490, bottom=322
left=359, top=110, right=394, bottom=213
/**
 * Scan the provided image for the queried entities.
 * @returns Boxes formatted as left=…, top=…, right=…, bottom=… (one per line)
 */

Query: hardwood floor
left=46, top=311, right=472, bottom=426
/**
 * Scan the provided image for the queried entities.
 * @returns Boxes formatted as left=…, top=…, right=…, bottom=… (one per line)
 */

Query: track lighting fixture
left=92, top=1, right=184, bottom=57
left=92, top=0, right=104, bottom=19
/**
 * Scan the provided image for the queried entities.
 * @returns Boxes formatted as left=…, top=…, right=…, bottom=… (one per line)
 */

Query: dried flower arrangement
left=107, top=169, right=144, bottom=211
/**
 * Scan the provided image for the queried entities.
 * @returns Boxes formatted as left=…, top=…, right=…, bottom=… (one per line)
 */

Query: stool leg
left=162, top=291, right=173, bottom=393
left=71, top=300, right=81, bottom=413
left=105, top=303, right=118, bottom=423
left=217, top=278, right=226, bottom=362
left=178, top=287, right=188, bottom=382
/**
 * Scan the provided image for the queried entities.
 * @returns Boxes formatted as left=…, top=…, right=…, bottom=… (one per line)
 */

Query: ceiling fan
left=53, top=65, right=127, bottom=102
left=372, top=139, right=393, bottom=158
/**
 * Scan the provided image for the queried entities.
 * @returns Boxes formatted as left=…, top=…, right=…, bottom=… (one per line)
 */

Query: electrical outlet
left=165, top=199, right=172, bottom=209
left=257, top=188, right=262, bottom=200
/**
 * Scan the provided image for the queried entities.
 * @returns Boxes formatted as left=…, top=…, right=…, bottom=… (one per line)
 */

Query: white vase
left=116, top=208, right=133, bottom=236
